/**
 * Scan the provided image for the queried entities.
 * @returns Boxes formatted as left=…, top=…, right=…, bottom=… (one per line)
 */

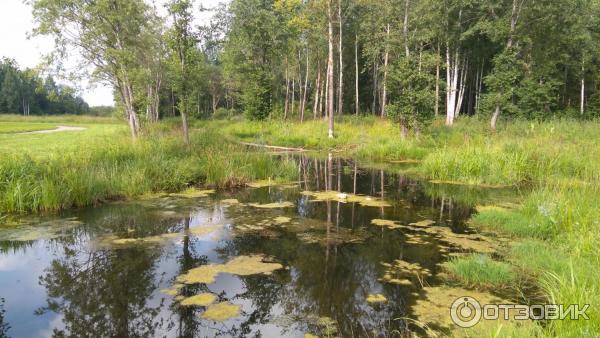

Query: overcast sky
left=0, top=0, right=224, bottom=107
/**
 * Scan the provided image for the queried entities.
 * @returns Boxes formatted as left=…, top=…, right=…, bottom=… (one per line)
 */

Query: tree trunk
left=372, top=61, right=378, bottom=114
left=338, top=0, right=343, bottom=116
left=284, top=56, right=289, bottom=119
left=581, top=59, right=585, bottom=115
left=181, top=111, right=190, bottom=144
left=313, top=59, right=321, bottom=119
left=327, top=0, right=335, bottom=138
left=435, top=44, right=440, bottom=116
left=491, top=103, right=500, bottom=131
left=291, top=76, right=295, bottom=118
left=119, top=78, right=140, bottom=139
left=381, top=24, right=390, bottom=117
left=355, top=32, right=359, bottom=115
left=403, top=0, right=410, bottom=58
left=301, top=48, right=310, bottom=122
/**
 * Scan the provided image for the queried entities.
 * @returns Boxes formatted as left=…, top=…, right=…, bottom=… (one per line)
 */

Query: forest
left=28, top=0, right=600, bottom=139
left=0, top=58, right=90, bottom=115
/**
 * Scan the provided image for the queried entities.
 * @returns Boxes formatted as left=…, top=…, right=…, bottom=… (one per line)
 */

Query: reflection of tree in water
left=35, top=203, right=204, bottom=336
left=168, top=216, right=210, bottom=338
left=38, top=245, right=163, bottom=337
left=0, top=298, right=9, bottom=338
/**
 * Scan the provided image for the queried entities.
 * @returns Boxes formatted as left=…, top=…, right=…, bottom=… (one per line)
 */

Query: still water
left=0, top=155, right=518, bottom=337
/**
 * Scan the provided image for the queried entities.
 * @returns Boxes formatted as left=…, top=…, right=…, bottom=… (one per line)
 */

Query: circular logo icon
left=451, top=296, right=482, bottom=328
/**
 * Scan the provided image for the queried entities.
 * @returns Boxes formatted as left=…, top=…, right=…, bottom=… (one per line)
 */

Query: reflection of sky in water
left=0, top=156, right=520, bottom=337
left=0, top=241, right=62, bottom=338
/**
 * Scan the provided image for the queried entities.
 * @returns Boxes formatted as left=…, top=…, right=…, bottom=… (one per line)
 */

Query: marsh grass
left=443, top=254, right=515, bottom=288
left=218, top=116, right=600, bottom=186
left=0, top=119, right=297, bottom=214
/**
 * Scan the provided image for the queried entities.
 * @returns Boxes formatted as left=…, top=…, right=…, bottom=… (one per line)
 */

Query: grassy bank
left=2, top=115, right=598, bottom=336
left=217, top=116, right=600, bottom=186
left=213, top=116, right=600, bottom=337
left=0, top=116, right=296, bottom=214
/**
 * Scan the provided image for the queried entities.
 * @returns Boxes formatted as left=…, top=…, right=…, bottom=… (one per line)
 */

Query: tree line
left=0, top=58, right=89, bottom=115
left=31, top=0, right=600, bottom=140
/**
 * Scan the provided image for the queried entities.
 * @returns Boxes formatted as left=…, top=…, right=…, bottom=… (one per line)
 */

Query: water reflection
left=0, top=155, right=519, bottom=337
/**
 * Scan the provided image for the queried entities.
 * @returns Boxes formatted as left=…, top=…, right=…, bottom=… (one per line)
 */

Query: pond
left=0, top=154, right=520, bottom=337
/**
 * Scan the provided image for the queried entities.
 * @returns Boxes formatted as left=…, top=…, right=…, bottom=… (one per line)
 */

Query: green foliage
left=0, top=58, right=89, bottom=115
left=481, top=49, right=521, bottom=116
left=242, top=71, right=271, bottom=120
left=387, top=54, right=437, bottom=132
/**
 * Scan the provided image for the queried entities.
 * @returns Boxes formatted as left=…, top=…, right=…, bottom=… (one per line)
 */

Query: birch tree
left=31, top=0, right=154, bottom=138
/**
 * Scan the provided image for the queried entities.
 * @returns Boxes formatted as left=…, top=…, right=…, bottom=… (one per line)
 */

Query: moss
left=201, top=302, right=242, bottom=321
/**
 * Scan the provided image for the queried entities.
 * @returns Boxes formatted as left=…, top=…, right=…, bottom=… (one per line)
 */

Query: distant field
left=0, top=115, right=127, bottom=157
left=0, top=122, right=60, bottom=134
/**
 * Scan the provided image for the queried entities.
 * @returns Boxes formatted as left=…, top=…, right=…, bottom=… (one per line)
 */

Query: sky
left=0, top=0, right=224, bottom=107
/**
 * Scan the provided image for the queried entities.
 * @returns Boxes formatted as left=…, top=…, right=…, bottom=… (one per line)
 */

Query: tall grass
left=0, top=126, right=296, bottom=213
left=443, top=254, right=515, bottom=288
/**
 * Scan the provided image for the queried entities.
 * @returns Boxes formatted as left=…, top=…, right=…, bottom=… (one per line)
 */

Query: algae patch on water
left=409, top=219, right=436, bottom=227
left=273, top=216, right=292, bottom=224
left=371, top=219, right=404, bottom=230
left=297, top=227, right=370, bottom=245
left=107, top=232, right=181, bottom=246
left=220, top=198, right=240, bottom=205
left=248, top=201, right=295, bottom=209
left=177, top=255, right=283, bottom=285
left=246, top=180, right=297, bottom=188
left=380, top=259, right=432, bottom=286
left=170, top=189, right=215, bottom=198
left=189, top=224, right=224, bottom=237
left=0, top=218, right=82, bottom=242
left=366, top=294, right=387, bottom=303
left=201, top=302, right=242, bottom=321
left=180, top=293, right=217, bottom=306
left=411, top=286, right=509, bottom=331
left=301, top=191, right=391, bottom=208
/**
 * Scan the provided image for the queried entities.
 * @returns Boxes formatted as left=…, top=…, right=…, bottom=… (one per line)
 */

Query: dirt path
left=20, top=126, right=87, bottom=134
